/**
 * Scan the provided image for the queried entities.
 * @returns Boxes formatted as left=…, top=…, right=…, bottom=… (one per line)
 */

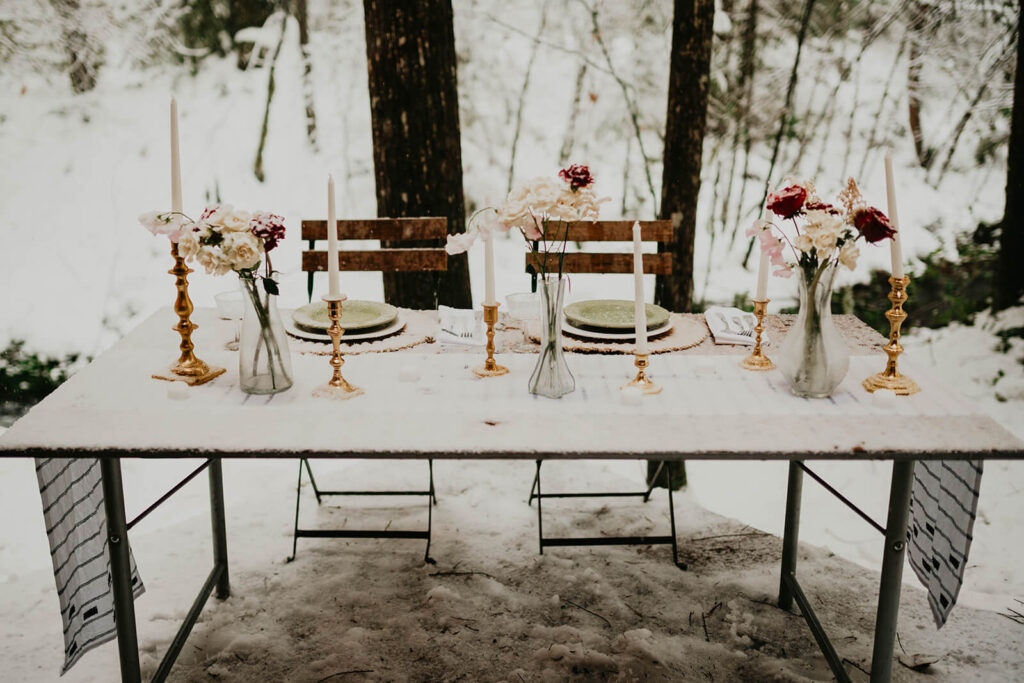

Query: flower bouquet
left=446, top=164, right=608, bottom=397
left=748, top=178, right=895, bottom=396
left=141, top=206, right=293, bottom=395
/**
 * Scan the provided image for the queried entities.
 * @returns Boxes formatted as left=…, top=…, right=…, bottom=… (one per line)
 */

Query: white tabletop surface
left=1, top=308, right=1021, bottom=460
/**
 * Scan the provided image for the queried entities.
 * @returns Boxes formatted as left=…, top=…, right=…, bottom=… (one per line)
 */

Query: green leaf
left=262, top=277, right=279, bottom=296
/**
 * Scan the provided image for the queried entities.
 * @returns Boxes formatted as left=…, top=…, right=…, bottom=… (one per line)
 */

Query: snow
left=1, top=1, right=1023, bottom=680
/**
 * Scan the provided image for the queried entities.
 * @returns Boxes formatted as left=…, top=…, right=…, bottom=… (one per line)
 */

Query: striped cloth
left=907, top=459, right=983, bottom=628
left=35, top=458, right=145, bottom=674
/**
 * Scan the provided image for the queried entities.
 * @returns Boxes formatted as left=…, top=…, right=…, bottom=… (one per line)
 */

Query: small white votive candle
left=621, top=385, right=643, bottom=405
left=167, top=383, right=189, bottom=400
left=398, top=364, right=420, bottom=382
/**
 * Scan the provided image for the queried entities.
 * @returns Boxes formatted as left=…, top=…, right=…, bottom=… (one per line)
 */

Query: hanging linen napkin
left=36, top=458, right=145, bottom=674
left=438, top=305, right=484, bottom=345
left=907, top=459, right=983, bottom=628
left=704, top=306, right=766, bottom=346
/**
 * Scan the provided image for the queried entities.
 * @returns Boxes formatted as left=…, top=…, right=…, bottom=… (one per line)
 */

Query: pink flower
left=773, top=267, right=793, bottom=278
left=444, top=231, right=477, bottom=255
left=523, top=212, right=544, bottom=241
left=250, top=212, right=286, bottom=252
left=138, top=211, right=187, bottom=242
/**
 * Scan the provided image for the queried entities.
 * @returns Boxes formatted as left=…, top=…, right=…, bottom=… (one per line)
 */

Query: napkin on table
left=704, top=306, right=767, bottom=346
left=438, top=305, right=484, bottom=345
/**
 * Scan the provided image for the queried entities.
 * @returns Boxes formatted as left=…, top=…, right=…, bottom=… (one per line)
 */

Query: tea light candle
left=884, top=152, right=904, bottom=279
left=327, top=174, right=340, bottom=297
left=632, top=221, right=648, bottom=355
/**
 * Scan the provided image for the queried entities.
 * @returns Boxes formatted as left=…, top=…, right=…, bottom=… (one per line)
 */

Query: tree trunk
left=655, top=0, right=715, bottom=313
left=50, top=0, right=100, bottom=93
left=295, top=0, right=318, bottom=149
left=649, top=0, right=714, bottom=490
left=907, top=2, right=934, bottom=169
left=363, top=0, right=472, bottom=309
left=995, top=9, right=1024, bottom=310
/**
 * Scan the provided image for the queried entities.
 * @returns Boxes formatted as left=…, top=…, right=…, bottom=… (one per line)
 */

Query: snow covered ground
left=1, top=2, right=1022, bottom=680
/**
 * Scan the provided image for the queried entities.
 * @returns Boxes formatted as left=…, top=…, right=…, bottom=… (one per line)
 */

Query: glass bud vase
left=529, top=274, right=575, bottom=398
left=776, top=259, right=849, bottom=398
left=238, top=274, right=293, bottom=395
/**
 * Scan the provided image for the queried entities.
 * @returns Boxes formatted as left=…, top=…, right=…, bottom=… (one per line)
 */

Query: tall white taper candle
left=632, top=221, right=649, bottom=355
left=884, top=152, right=905, bottom=279
left=170, top=97, right=182, bottom=216
left=327, top=174, right=340, bottom=297
left=484, top=229, right=496, bottom=305
left=755, top=247, right=770, bottom=300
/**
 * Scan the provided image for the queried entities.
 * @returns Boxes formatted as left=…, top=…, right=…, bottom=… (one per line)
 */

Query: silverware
left=715, top=312, right=735, bottom=334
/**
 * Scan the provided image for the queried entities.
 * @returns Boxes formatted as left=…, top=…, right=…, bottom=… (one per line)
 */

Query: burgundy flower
left=804, top=200, right=840, bottom=215
left=250, top=212, right=287, bottom=252
left=767, top=185, right=807, bottom=219
left=559, top=164, right=594, bottom=191
left=853, top=207, right=896, bottom=243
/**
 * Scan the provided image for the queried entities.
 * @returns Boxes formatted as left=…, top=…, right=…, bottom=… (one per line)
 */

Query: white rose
left=794, top=234, right=813, bottom=253
left=224, top=232, right=262, bottom=271
left=177, top=227, right=201, bottom=260
left=221, top=208, right=253, bottom=232
left=196, top=245, right=228, bottom=275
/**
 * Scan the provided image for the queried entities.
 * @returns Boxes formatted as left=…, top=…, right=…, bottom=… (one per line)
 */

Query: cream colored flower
left=196, top=245, right=230, bottom=276
left=221, top=208, right=253, bottom=232
left=224, top=232, right=262, bottom=271
left=177, top=227, right=201, bottom=260
left=839, top=240, right=860, bottom=271
left=794, top=233, right=813, bottom=253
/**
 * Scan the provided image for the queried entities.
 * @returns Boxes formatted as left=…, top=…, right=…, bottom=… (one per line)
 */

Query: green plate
left=564, top=299, right=670, bottom=331
left=292, top=300, right=398, bottom=332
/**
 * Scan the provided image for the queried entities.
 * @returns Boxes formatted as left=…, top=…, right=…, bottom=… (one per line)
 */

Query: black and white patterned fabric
left=35, top=458, right=145, bottom=674
left=907, top=459, right=983, bottom=628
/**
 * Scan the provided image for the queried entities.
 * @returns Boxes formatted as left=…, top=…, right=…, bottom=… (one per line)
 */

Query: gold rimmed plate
left=564, top=299, right=671, bottom=331
left=292, top=300, right=398, bottom=333
left=562, top=319, right=674, bottom=342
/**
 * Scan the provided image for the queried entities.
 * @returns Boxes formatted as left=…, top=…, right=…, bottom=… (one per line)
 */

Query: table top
left=1, top=308, right=1021, bottom=461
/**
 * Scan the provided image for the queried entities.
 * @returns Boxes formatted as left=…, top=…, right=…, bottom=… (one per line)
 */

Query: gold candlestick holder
left=313, top=294, right=364, bottom=400
left=863, top=275, right=920, bottom=395
left=740, top=299, right=775, bottom=371
left=621, top=353, right=662, bottom=394
left=153, top=243, right=225, bottom=386
left=473, top=303, right=509, bottom=377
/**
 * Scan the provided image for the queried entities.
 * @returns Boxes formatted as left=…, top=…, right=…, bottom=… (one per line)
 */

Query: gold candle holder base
left=473, top=303, right=509, bottom=377
left=153, top=243, right=225, bottom=386
left=621, top=353, right=662, bottom=394
left=740, top=299, right=775, bottom=371
left=863, top=275, right=920, bottom=396
left=312, top=294, right=363, bottom=400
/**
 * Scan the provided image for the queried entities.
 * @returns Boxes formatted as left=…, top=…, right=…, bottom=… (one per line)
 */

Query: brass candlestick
left=152, top=243, right=225, bottom=386
left=313, top=294, right=363, bottom=399
left=740, top=299, right=775, bottom=371
left=621, top=353, right=662, bottom=394
left=863, top=275, right=920, bottom=395
left=473, top=303, right=509, bottom=377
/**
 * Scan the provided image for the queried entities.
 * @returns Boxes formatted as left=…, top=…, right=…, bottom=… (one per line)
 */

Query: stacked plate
left=286, top=300, right=405, bottom=342
left=562, top=300, right=673, bottom=341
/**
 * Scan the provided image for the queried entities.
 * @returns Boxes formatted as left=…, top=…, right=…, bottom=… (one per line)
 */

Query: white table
left=2, top=308, right=1022, bottom=683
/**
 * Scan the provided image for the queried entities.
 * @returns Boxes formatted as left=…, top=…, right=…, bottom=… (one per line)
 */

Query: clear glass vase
left=776, top=259, right=849, bottom=398
left=238, top=274, right=293, bottom=395
left=529, top=274, right=575, bottom=398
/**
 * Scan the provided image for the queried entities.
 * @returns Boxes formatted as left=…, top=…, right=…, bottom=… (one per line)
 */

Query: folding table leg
left=99, top=457, right=142, bottom=683
left=779, top=460, right=803, bottom=611
left=208, top=458, right=230, bottom=599
left=869, top=460, right=915, bottom=683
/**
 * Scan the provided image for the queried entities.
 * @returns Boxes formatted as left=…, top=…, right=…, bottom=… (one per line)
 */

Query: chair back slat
left=301, top=217, right=447, bottom=241
left=561, top=220, right=673, bottom=242
left=303, top=248, right=447, bottom=273
left=525, top=252, right=673, bottom=276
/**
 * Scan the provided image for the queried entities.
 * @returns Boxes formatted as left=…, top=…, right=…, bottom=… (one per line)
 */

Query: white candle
left=170, top=97, right=182, bottom=216
left=327, top=174, right=340, bottom=297
left=755, top=248, right=770, bottom=301
left=884, top=152, right=905, bottom=279
left=632, top=221, right=648, bottom=355
left=484, top=229, right=496, bottom=306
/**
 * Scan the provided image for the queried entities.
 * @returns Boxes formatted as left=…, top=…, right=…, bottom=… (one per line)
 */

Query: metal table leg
left=208, top=458, right=230, bottom=599
left=869, top=460, right=915, bottom=683
left=99, top=457, right=142, bottom=683
left=778, top=460, right=803, bottom=610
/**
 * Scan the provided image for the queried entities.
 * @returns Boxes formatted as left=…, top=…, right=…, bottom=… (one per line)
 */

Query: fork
left=731, top=314, right=755, bottom=337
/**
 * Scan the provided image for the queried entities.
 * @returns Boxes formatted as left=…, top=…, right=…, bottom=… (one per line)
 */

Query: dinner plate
left=564, top=299, right=671, bottom=330
left=562, top=318, right=674, bottom=342
left=284, top=315, right=406, bottom=343
left=292, top=300, right=398, bottom=332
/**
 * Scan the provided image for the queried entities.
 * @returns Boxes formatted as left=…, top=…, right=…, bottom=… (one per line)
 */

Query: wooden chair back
left=525, top=220, right=674, bottom=291
left=301, top=217, right=448, bottom=301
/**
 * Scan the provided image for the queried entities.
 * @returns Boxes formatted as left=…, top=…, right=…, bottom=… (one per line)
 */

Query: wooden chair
left=289, top=217, right=448, bottom=564
left=525, top=219, right=685, bottom=568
